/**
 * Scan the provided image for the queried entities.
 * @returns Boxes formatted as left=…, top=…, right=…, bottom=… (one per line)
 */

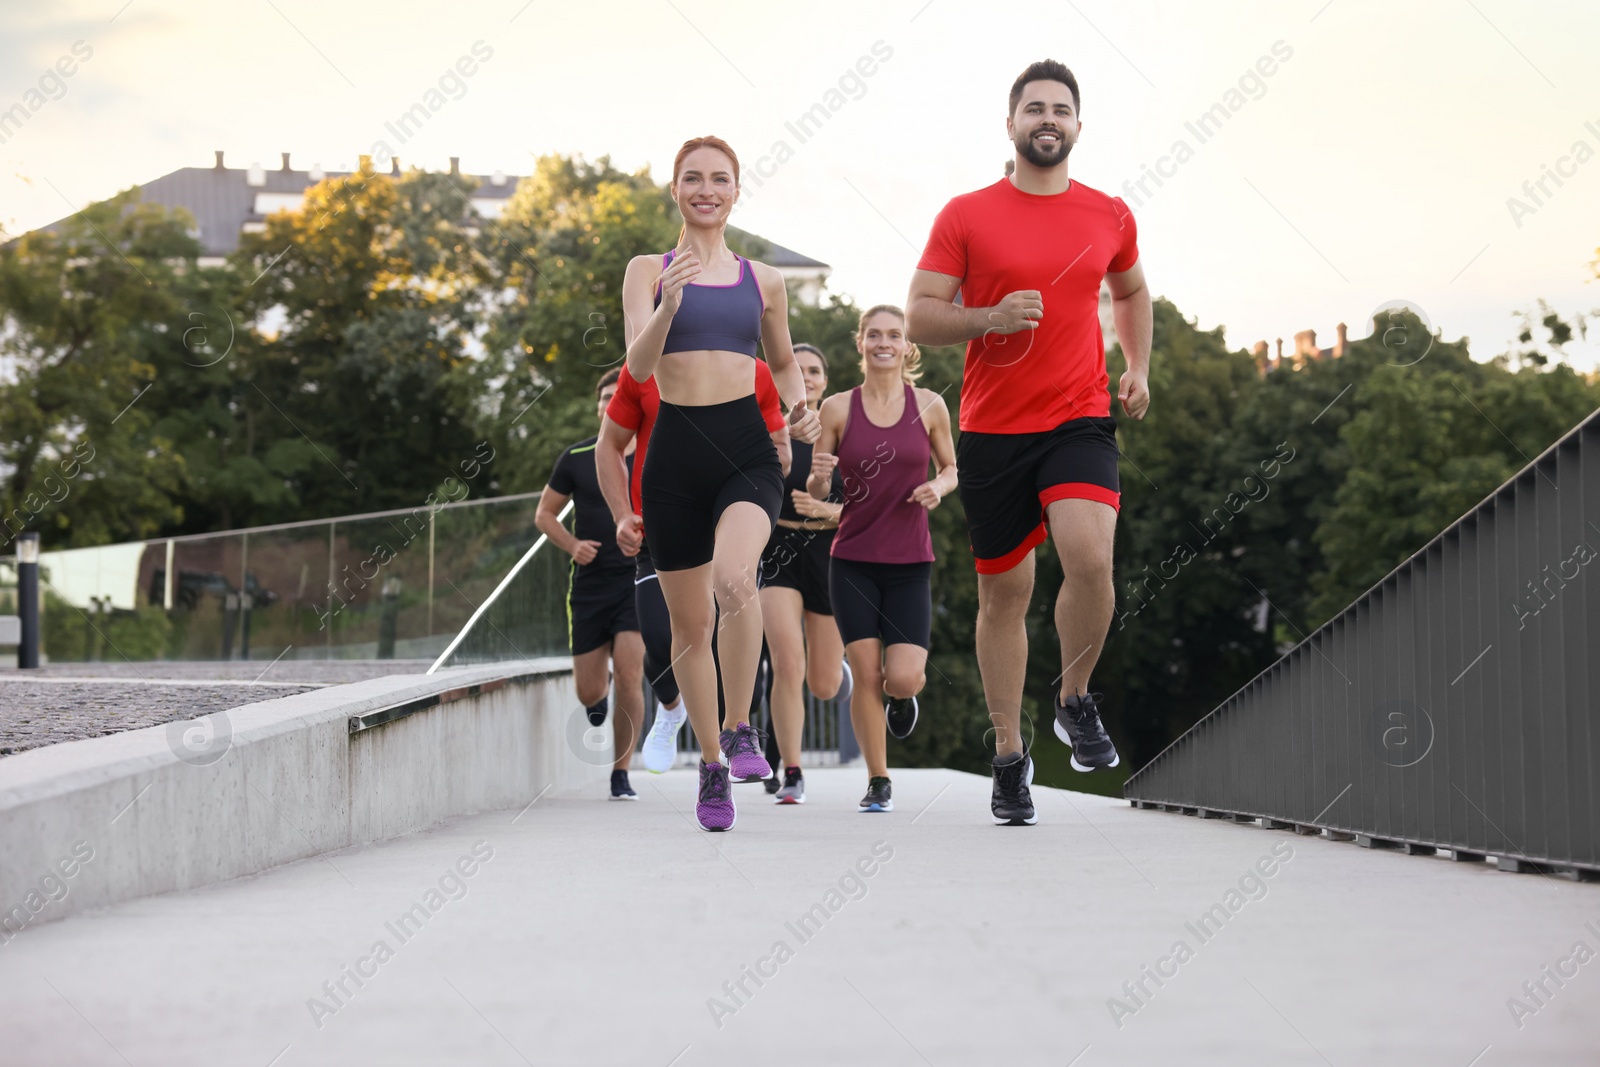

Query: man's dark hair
left=1009, top=60, right=1080, bottom=118
left=597, top=367, right=622, bottom=395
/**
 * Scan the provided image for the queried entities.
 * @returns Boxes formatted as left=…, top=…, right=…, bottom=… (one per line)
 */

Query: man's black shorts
left=955, top=415, right=1120, bottom=574
left=568, top=566, right=639, bottom=655
left=758, top=525, right=835, bottom=616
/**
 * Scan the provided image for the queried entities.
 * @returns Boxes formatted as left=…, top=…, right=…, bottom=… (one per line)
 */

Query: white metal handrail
left=426, top=500, right=573, bottom=674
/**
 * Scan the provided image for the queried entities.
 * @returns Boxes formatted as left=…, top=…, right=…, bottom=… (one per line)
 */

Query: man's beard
left=1015, top=130, right=1072, bottom=169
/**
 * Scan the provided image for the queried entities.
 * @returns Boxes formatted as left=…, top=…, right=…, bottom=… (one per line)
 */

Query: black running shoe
left=774, top=766, right=805, bottom=805
left=763, top=774, right=782, bottom=795
left=585, top=699, right=609, bottom=727
left=1052, top=691, right=1120, bottom=772
left=609, top=769, right=637, bottom=801
left=991, top=743, right=1036, bottom=825
left=885, top=695, right=919, bottom=740
left=858, top=776, right=893, bottom=812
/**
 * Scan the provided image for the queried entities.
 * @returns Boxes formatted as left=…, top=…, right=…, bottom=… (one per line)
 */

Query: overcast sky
left=4, top=0, right=1598, bottom=371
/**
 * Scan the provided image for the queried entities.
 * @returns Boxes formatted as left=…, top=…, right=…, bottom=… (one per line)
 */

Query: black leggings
left=634, top=547, right=680, bottom=707
left=641, top=395, right=783, bottom=571
left=829, top=557, right=933, bottom=650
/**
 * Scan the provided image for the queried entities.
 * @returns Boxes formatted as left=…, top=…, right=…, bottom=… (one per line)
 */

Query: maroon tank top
left=830, top=384, right=935, bottom=564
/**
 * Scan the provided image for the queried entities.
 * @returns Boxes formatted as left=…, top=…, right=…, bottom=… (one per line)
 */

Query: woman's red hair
left=672, top=136, right=740, bottom=186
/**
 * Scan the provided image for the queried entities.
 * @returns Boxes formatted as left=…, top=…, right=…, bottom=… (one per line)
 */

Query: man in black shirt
left=535, top=369, right=644, bottom=800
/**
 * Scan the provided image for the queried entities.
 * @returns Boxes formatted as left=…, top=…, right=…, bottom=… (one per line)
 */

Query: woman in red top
left=808, top=305, right=956, bottom=814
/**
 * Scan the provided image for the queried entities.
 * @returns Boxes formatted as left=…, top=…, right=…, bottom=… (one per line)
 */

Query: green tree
left=1311, top=317, right=1599, bottom=620
left=477, top=155, right=681, bottom=494
left=0, top=189, right=189, bottom=549
left=213, top=163, right=491, bottom=526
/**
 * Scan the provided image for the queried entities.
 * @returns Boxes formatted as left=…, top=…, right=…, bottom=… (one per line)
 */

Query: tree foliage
left=0, top=189, right=190, bottom=548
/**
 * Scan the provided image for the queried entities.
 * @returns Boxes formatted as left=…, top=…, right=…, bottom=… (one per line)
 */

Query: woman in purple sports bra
left=622, top=135, right=821, bottom=833
left=807, top=304, right=957, bottom=814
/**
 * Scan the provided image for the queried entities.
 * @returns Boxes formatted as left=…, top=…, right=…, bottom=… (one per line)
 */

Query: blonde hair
left=855, top=304, right=922, bottom=384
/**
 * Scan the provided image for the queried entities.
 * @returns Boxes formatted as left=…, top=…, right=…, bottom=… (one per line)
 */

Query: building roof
left=727, top=226, right=830, bottom=270
left=26, top=153, right=832, bottom=271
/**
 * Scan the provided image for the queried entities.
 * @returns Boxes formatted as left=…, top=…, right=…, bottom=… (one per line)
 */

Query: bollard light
left=16, top=532, right=40, bottom=669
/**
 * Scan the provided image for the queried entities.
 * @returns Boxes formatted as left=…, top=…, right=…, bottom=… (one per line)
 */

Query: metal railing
left=427, top=501, right=572, bottom=673
left=9, top=492, right=556, bottom=664
left=639, top=662, right=855, bottom=766
left=1125, top=406, right=1600, bottom=877
left=421, top=503, right=857, bottom=763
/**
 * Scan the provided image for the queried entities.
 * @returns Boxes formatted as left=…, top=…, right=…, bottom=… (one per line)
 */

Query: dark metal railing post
left=17, top=532, right=41, bottom=669
left=378, top=577, right=401, bottom=659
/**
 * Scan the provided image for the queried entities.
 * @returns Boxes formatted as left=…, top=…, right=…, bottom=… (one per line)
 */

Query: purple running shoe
left=696, top=760, right=736, bottom=832
left=718, top=722, right=774, bottom=783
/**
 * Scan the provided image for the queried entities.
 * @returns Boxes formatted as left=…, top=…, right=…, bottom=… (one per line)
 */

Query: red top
left=606, top=363, right=786, bottom=515
left=917, top=178, right=1138, bottom=434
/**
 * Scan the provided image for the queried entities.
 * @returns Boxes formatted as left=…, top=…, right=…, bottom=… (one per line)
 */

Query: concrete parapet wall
left=0, top=658, right=590, bottom=934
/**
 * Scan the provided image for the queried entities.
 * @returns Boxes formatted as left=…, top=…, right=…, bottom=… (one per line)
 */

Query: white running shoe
left=835, top=659, right=854, bottom=707
left=641, top=703, right=686, bottom=774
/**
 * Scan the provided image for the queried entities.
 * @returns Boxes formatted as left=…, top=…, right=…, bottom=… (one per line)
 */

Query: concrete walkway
left=1, top=767, right=1595, bottom=1066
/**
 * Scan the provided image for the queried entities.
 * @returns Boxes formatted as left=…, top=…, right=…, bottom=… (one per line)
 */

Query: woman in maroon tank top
left=807, top=305, right=957, bottom=813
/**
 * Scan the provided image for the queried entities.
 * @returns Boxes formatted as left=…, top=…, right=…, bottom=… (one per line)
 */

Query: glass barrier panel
left=430, top=496, right=546, bottom=662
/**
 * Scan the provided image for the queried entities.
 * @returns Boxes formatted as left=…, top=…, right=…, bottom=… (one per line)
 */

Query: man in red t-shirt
left=595, top=362, right=789, bottom=773
left=907, top=59, right=1153, bottom=826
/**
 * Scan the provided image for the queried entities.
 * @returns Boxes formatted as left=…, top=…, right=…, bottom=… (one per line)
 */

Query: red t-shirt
left=605, top=362, right=787, bottom=515
left=917, top=177, right=1138, bottom=434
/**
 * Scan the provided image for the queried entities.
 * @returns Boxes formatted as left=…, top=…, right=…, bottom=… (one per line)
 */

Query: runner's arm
left=907, top=268, right=1042, bottom=347
left=534, top=485, right=590, bottom=560
left=755, top=263, right=806, bottom=411
left=623, top=253, right=685, bottom=383
left=806, top=394, right=846, bottom=500
left=909, top=391, right=958, bottom=509
left=1107, top=260, right=1153, bottom=419
left=595, top=417, right=643, bottom=557
left=756, top=263, right=821, bottom=443
left=595, top=417, right=635, bottom=525
left=905, top=269, right=988, bottom=346
left=925, top=391, right=959, bottom=498
left=790, top=493, right=843, bottom=523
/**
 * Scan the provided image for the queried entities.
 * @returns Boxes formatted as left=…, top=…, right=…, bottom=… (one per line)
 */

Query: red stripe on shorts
left=973, top=523, right=1048, bottom=575
left=1039, top=481, right=1121, bottom=511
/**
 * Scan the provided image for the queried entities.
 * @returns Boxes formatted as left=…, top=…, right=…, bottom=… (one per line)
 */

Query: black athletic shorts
left=828, top=557, right=932, bottom=649
left=759, top=525, right=835, bottom=616
left=568, top=566, right=638, bottom=656
left=956, top=415, right=1120, bottom=574
left=641, top=395, right=783, bottom=571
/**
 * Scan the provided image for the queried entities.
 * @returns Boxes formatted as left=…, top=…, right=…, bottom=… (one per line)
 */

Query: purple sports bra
left=652, top=250, right=764, bottom=357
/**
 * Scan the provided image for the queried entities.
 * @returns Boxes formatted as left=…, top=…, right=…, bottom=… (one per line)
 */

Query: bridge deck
left=2, top=767, right=1595, bottom=1065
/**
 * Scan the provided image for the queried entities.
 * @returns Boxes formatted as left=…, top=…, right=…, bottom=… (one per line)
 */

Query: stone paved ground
left=0, top=660, right=433, bottom=756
